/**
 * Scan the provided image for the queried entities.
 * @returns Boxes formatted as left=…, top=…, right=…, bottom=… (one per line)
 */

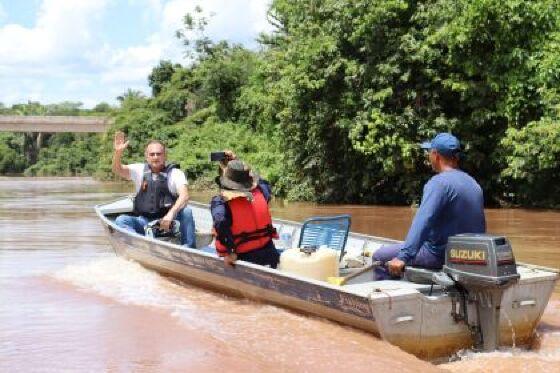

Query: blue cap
left=421, top=133, right=461, bottom=157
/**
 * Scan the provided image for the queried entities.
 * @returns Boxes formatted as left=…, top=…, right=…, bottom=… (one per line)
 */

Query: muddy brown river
left=1, top=177, right=560, bottom=372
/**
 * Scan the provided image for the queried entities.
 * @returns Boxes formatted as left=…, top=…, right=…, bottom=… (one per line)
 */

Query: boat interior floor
left=105, top=214, right=447, bottom=295
left=343, top=280, right=443, bottom=296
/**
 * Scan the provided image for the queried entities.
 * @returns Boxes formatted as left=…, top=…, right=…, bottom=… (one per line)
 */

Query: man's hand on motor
left=387, top=258, right=406, bottom=277
left=159, top=213, right=175, bottom=231
left=223, top=252, right=237, bottom=267
left=113, top=131, right=129, bottom=153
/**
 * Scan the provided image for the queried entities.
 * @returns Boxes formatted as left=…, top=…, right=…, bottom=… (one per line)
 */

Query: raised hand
left=219, top=149, right=237, bottom=170
left=224, top=150, right=236, bottom=161
left=113, top=131, right=129, bottom=153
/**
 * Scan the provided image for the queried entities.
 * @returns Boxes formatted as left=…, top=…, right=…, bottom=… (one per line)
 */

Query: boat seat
left=298, top=214, right=351, bottom=261
left=404, top=267, right=441, bottom=285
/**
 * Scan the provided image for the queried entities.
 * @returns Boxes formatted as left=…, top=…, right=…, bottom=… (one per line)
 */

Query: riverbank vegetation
left=1, top=0, right=559, bottom=207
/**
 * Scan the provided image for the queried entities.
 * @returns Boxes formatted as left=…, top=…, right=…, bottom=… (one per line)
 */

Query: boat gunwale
left=94, top=200, right=428, bottom=301
left=95, top=197, right=560, bottom=277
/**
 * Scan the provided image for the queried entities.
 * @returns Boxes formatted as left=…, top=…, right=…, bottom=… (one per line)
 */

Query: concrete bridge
left=0, top=115, right=112, bottom=133
left=0, top=115, right=113, bottom=164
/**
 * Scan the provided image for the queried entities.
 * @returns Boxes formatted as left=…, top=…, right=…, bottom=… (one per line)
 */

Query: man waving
left=112, top=131, right=196, bottom=247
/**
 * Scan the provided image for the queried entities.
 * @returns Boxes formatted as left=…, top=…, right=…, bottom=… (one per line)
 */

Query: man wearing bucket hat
left=210, top=151, right=280, bottom=267
left=373, top=133, right=486, bottom=279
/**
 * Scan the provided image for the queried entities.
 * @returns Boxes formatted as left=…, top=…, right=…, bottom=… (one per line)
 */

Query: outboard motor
left=145, top=220, right=181, bottom=241
left=443, top=234, right=520, bottom=351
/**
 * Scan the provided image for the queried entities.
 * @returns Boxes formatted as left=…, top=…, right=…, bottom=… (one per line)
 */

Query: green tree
left=500, top=30, right=560, bottom=206
left=93, top=102, right=113, bottom=113
left=175, top=12, right=259, bottom=122
left=0, top=133, right=26, bottom=173
left=148, top=60, right=182, bottom=97
left=117, top=89, right=148, bottom=111
left=194, top=42, right=258, bottom=121
left=151, top=66, right=196, bottom=122
left=262, top=0, right=560, bottom=203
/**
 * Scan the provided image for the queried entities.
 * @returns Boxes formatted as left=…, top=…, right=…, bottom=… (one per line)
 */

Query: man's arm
left=388, top=179, right=446, bottom=276
left=210, top=196, right=237, bottom=266
left=257, top=179, right=272, bottom=203
left=210, top=196, right=234, bottom=252
left=112, top=131, right=131, bottom=180
left=397, top=179, right=446, bottom=263
left=160, top=184, right=189, bottom=230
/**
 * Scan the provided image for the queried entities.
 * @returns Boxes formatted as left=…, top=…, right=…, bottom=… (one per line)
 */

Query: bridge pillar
left=23, top=132, right=43, bottom=164
left=37, top=132, right=43, bottom=150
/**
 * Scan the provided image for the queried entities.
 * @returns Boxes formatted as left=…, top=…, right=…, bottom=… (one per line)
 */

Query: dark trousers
left=238, top=241, right=280, bottom=268
left=373, top=243, right=443, bottom=280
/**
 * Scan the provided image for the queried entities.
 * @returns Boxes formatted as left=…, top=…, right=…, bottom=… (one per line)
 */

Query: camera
left=210, top=151, right=226, bottom=162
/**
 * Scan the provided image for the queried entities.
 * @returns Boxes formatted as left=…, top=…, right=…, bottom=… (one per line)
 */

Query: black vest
left=133, top=163, right=178, bottom=219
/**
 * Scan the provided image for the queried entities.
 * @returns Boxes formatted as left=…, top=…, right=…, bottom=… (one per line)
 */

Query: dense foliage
left=2, top=0, right=560, bottom=207
left=260, top=0, right=560, bottom=204
left=0, top=133, right=27, bottom=174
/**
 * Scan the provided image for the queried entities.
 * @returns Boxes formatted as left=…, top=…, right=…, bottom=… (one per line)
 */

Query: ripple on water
left=51, top=257, right=440, bottom=372
left=442, top=298, right=560, bottom=372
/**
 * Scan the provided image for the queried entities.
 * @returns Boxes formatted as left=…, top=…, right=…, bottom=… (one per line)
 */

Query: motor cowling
left=443, top=234, right=520, bottom=351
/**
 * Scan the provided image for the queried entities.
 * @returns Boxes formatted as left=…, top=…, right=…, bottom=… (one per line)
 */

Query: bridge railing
left=0, top=115, right=113, bottom=133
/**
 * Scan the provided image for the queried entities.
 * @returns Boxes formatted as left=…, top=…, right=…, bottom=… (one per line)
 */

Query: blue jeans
left=115, top=207, right=196, bottom=247
left=373, top=243, right=442, bottom=280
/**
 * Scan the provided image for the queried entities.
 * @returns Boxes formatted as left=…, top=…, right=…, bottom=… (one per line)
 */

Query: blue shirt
left=397, top=169, right=486, bottom=264
left=210, top=179, right=272, bottom=253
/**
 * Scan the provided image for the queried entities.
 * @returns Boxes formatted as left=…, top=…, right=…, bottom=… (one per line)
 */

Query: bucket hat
left=218, top=160, right=259, bottom=192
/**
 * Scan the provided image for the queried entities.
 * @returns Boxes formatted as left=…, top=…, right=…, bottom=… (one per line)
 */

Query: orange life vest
left=215, top=188, right=278, bottom=255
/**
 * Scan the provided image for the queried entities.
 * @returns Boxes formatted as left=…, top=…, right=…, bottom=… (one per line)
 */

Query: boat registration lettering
left=340, top=296, right=371, bottom=316
left=448, top=248, right=487, bottom=264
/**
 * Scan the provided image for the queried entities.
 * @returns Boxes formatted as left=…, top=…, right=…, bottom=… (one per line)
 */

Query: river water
left=1, top=177, right=560, bottom=372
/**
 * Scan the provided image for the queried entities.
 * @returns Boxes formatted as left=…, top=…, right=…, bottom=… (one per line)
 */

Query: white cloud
left=88, top=0, right=274, bottom=91
left=0, top=0, right=108, bottom=64
left=157, top=0, right=273, bottom=57
left=139, top=0, right=164, bottom=23
left=64, top=78, right=93, bottom=91
left=0, top=0, right=272, bottom=108
left=86, top=43, right=162, bottom=84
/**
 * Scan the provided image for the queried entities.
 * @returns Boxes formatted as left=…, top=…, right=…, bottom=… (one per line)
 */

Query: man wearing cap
left=374, top=133, right=486, bottom=279
left=112, top=131, right=196, bottom=248
left=210, top=151, right=280, bottom=268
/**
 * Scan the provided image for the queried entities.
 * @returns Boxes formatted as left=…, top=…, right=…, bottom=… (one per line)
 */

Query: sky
left=0, top=0, right=273, bottom=108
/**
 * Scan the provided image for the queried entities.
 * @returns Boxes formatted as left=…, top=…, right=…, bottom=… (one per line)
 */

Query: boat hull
left=104, top=223, right=383, bottom=334
left=96, top=199, right=559, bottom=360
